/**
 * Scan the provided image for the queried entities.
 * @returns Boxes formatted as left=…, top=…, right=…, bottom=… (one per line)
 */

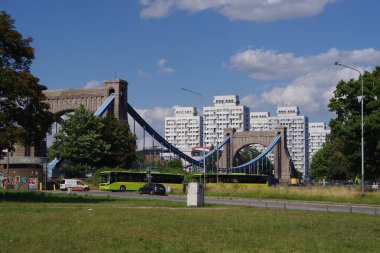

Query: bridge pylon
left=0, top=79, right=130, bottom=185
left=44, top=79, right=129, bottom=122
left=219, top=127, right=294, bottom=184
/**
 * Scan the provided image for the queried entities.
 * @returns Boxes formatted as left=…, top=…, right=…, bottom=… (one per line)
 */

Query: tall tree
left=309, top=138, right=349, bottom=180
left=49, top=106, right=110, bottom=177
left=329, top=67, right=380, bottom=181
left=0, top=11, right=54, bottom=154
left=96, top=116, right=137, bottom=168
left=49, top=106, right=137, bottom=177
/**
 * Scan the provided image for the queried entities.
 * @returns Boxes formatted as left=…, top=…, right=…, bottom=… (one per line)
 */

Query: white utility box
left=187, top=182, right=204, bottom=207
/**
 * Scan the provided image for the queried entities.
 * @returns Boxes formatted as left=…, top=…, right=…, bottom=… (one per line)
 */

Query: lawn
left=0, top=191, right=379, bottom=253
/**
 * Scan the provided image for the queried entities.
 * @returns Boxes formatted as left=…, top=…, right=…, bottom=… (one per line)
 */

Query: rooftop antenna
left=114, top=72, right=117, bottom=79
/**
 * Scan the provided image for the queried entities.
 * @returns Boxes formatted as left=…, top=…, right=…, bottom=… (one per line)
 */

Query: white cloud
left=240, top=94, right=261, bottom=111
left=138, top=69, right=151, bottom=78
left=84, top=80, right=102, bottom=88
left=140, top=0, right=336, bottom=22
left=260, top=70, right=338, bottom=113
left=229, top=48, right=341, bottom=80
left=157, top=58, right=175, bottom=74
left=229, top=47, right=379, bottom=80
left=342, top=48, right=380, bottom=64
left=140, top=0, right=175, bottom=18
left=234, top=48, right=380, bottom=116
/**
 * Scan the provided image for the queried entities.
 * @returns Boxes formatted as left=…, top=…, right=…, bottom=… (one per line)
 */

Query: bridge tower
left=0, top=79, right=129, bottom=188
left=219, top=127, right=294, bottom=183
left=44, top=79, right=128, bottom=122
left=103, top=79, right=129, bottom=122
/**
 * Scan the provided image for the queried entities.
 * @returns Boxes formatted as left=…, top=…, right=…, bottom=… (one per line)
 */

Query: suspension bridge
left=43, top=79, right=294, bottom=183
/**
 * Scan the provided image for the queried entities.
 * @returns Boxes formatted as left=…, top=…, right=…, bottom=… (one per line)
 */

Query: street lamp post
left=181, top=88, right=206, bottom=187
left=7, top=147, right=10, bottom=189
left=335, top=62, right=365, bottom=197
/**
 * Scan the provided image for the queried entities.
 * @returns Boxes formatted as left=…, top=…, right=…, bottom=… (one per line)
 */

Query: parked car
left=60, top=179, right=90, bottom=191
left=138, top=183, right=166, bottom=195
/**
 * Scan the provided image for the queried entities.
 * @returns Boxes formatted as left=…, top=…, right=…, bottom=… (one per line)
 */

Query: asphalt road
left=50, top=189, right=380, bottom=216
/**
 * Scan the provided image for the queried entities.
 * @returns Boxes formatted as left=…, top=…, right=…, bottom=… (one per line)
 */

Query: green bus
left=99, top=171, right=184, bottom=191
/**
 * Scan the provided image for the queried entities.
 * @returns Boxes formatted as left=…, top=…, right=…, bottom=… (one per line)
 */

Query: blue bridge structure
left=44, top=79, right=294, bottom=183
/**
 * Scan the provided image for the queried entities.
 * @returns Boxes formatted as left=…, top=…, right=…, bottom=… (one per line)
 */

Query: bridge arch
left=232, top=142, right=270, bottom=167
left=219, top=127, right=294, bottom=183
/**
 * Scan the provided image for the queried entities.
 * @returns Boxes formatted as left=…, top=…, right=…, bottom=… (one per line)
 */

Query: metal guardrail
left=248, top=200, right=380, bottom=216
left=207, top=197, right=380, bottom=216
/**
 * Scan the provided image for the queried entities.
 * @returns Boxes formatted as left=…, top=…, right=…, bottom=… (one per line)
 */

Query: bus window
left=110, top=173, right=117, bottom=183
left=100, top=174, right=109, bottom=183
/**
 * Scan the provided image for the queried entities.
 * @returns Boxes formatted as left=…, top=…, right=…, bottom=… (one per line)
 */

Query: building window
left=24, top=146, right=31, bottom=157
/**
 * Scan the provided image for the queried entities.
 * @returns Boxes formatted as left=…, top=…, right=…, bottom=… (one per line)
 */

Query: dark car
left=138, top=183, right=166, bottom=195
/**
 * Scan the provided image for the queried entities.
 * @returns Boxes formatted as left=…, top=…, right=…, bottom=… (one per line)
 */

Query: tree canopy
left=49, top=106, right=136, bottom=177
left=325, top=66, right=380, bottom=180
left=0, top=11, right=54, bottom=154
left=309, top=138, right=349, bottom=180
left=96, top=115, right=137, bottom=168
left=165, top=157, right=183, bottom=169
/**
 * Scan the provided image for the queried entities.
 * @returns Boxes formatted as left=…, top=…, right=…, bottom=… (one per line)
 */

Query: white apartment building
left=164, top=107, right=203, bottom=150
left=309, top=122, right=330, bottom=163
left=203, top=95, right=250, bottom=147
left=250, top=112, right=271, bottom=131
left=249, top=112, right=272, bottom=159
left=250, top=106, right=309, bottom=178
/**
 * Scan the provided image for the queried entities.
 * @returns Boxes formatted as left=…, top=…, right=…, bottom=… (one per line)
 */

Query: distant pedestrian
left=2, top=178, right=9, bottom=189
left=182, top=181, right=187, bottom=193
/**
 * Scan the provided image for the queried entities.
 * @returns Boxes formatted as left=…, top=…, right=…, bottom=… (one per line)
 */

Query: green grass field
left=1, top=191, right=379, bottom=253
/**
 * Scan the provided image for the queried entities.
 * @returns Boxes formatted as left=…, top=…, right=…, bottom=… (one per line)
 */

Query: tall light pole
left=335, top=62, right=365, bottom=197
left=181, top=88, right=206, bottom=187
left=7, top=147, right=10, bottom=188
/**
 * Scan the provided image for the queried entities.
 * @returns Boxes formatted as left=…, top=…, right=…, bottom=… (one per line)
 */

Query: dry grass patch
left=205, top=183, right=380, bottom=205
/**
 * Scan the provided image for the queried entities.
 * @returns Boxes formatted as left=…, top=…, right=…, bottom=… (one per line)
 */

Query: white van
left=60, top=179, right=90, bottom=191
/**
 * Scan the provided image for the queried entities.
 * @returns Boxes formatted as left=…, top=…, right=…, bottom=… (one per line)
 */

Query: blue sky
left=3, top=0, right=380, bottom=145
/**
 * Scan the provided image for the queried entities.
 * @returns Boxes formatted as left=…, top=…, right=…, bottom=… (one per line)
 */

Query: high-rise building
left=250, top=106, right=309, bottom=178
left=203, top=95, right=250, bottom=147
left=308, top=122, right=330, bottom=162
left=164, top=107, right=203, bottom=150
left=250, top=112, right=271, bottom=131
